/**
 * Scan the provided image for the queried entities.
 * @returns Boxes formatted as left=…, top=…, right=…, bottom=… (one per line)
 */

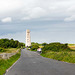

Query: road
left=5, top=48, right=75, bottom=75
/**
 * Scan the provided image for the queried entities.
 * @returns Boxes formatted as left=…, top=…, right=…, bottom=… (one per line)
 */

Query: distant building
left=26, top=29, right=31, bottom=47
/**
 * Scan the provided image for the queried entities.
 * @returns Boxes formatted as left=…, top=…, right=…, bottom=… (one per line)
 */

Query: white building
left=26, top=29, right=31, bottom=47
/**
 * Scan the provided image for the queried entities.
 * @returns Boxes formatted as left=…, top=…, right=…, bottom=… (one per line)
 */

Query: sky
left=0, top=0, right=75, bottom=44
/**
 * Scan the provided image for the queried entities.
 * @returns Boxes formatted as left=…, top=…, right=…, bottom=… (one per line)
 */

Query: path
left=5, top=48, right=75, bottom=75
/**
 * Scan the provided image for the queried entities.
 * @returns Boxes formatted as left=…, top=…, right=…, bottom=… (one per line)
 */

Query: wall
left=0, top=50, right=19, bottom=59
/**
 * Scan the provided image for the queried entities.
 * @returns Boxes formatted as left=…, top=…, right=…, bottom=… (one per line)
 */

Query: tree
left=0, top=39, right=25, bottom=48
left=42, top=42, right=47, bottom=46
left=42, top=42, right=71, bottom=53
left=31, top=45, right=39, bottom=51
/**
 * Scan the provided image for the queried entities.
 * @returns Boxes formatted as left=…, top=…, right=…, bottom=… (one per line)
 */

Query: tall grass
left=0, top=48, right=19, bottom=54
left=41, top=51, right=75, bottom=63
left=41, top=43, right=75, bottom=63
left=0, top=50, right=21, bottom=75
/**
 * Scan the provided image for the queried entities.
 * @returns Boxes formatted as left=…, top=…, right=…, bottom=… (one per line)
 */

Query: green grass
left=0, top=48, right=19, bottom=54
left=41, top=51, right=75, bottom=63
left=0, top=50, right=21, bottom=75
left=68, top=44, right=75, bottom=46
left=68, top=46, right=75, bottom=50
left=30, top=49, right=37, bottom=51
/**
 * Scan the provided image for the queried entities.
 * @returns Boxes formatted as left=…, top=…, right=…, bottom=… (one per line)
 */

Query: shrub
left=42, top=42, right=70, bottom=53
left=42, top=43, right=48, bottom=46
left=31, top=45, right=39, bottom=51
left=0, top=48, right=5, bottom=52
left=0, top=39, right=25, bottom=48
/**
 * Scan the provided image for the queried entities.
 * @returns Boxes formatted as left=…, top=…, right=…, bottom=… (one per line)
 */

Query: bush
left=42, top=42, right=70, bottom=53
left=0, top=48, right=5, bottom=52
left=31, top=45, right=39, bottom=51
left=0, top=39, right=25, bottom=48
left=42, top=43, right=48, bottom=46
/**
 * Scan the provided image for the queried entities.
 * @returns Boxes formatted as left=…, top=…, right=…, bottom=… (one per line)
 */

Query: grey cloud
left=0, top=0, right=75, bottom=21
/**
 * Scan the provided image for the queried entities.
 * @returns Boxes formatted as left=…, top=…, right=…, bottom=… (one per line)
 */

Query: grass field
left=0, top=48, right=19, bottom=54
left=0, top=50, right=21, bottom=75
left=39, top=46, right=44, bottom=48
left=69, top=46, right=75, bottom=50
left=68, top=44, right=75, bottom=50
left=41, top=50, right=75, bottom=63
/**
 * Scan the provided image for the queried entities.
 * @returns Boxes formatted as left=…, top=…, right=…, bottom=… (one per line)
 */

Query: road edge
left=4, top=58, right=20, bottom=75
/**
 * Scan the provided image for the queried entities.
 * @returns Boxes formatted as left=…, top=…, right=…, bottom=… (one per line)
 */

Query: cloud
left=0, top=0, right=23, bottom=13
left=22, top=17, right=31, bottom=20
left=1, top=0, right=75, bottom=44
left=0, top=0, right=75, bottom=21
left=22, top=7, right=46, bottom=20
left=21, top=0, right=75, bottom=21
left=1, top=17, right=12, bottom=23
left=64, top=15, right=75, bottom=21
left=0, top=31, right=26, bottom=43
left=29, top=7, right=46, bottom=18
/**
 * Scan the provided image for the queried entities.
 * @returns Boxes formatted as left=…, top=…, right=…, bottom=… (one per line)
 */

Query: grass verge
left=0, top=50, right=21, bottom=75
left=0, top=48, right=19, bottom=54
left=41, top=51, right=75, bottom=63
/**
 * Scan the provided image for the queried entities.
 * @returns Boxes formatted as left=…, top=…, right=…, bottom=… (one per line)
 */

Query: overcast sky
left=0, top=0, right=75, bottom=43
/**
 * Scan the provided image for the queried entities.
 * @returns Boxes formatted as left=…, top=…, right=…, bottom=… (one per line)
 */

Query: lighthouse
left=26, top=29, right=31, bottom=47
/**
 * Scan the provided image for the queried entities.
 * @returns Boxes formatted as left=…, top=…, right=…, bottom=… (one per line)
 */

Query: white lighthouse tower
left=26, top=29, right=31, bottom=47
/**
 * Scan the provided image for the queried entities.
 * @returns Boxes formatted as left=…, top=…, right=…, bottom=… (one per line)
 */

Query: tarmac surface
left=5, top=48, right=75, bottom=75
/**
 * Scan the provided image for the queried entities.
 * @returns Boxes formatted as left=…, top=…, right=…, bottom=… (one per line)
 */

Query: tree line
left=0, top=38, right=25, bottom=48
left=29, top=42, right=71, bottom=52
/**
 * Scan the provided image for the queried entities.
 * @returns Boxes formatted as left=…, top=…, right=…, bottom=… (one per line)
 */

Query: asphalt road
left=5, top=48, right=75, bottom=75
